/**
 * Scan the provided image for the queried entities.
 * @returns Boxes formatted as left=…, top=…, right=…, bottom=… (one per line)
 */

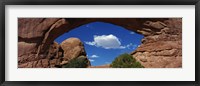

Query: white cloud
left=89, top=59, right=95, bottom=62
left=90, top=55, right=99, bottom=58
left=85, top=34, right=140, bottom=50
left=125, top=43, right=138, bottom=49
left=85, top=41, right=96, bottom=46
left=130, top=32, right=135, bottom=34
left=85, top=34, right=126, bottom=49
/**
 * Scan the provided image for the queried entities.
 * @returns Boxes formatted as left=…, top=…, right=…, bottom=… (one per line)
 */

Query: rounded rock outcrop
left=60, top=37, right=87, bottom=61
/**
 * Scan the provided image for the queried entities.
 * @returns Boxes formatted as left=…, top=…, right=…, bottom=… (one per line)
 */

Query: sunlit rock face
left=60, top=37, right=90, bottom=66
left=18, top=18, right=182, bottom=68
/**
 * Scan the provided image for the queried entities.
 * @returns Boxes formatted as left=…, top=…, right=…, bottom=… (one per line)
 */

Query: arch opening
left=54, top=22, right=144, bottom=67
left=18, top=18, right=182, bottom=68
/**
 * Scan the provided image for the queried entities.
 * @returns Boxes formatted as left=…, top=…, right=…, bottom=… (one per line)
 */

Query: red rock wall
left=18, top=18, right=182, bottom=68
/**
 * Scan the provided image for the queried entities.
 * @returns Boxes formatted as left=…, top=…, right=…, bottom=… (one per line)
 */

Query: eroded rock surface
left=18, top=37, right=90, bottom=68
left=18, top=18, right=182, bottom=68
left=18, top=41, right=63, bottom=68
left=60, top=38, right=86, bottom=61
left=60, top=38, right=90, bottom=66
left=131, top=19, right=182, bottom=68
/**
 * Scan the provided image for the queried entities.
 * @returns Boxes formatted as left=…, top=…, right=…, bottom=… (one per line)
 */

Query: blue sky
left=54, top=22, right=144, bottom=66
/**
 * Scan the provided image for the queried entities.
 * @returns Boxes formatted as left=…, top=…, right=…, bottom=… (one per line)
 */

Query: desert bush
left=62, top=56, right=89, bottom=68
left=110, top=53, right=144, bottom=68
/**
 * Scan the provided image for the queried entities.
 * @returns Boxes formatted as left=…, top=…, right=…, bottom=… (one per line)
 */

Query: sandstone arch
left=18, top=18, right=182, bottom=68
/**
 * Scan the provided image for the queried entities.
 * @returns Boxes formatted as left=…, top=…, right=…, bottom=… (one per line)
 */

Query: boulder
left=60, top=37, right=86, bottom=61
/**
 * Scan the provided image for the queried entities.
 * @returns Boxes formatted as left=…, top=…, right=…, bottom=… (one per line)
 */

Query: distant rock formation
left=18, top=18, right=182, bottom=68
left=89, top=64, right=110, bottom=68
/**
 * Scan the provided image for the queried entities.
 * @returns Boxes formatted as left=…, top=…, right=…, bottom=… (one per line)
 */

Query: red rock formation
left=18, top=18, right=182, bottom=68
left=60, top=37, right=90, bottom=66
left=60, top=38, right=86, bottom=61
left=18, top=41, right=63, bottom=68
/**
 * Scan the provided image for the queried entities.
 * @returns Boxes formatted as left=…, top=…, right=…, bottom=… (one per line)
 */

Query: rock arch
left=18, top=18, right=182, bottom=68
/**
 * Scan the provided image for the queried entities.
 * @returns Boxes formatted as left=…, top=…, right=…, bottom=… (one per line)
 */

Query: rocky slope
left=131, top=19, right=182, bottom=68
left=18, top=18, right=182, bottom=68
left=18, top=37, right=90, bottom=68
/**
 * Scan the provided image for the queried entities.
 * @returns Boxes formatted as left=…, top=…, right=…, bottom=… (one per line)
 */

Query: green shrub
left=110, top=53, right=144, bottom=68
left=62, top=56, right=89, bottom=68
